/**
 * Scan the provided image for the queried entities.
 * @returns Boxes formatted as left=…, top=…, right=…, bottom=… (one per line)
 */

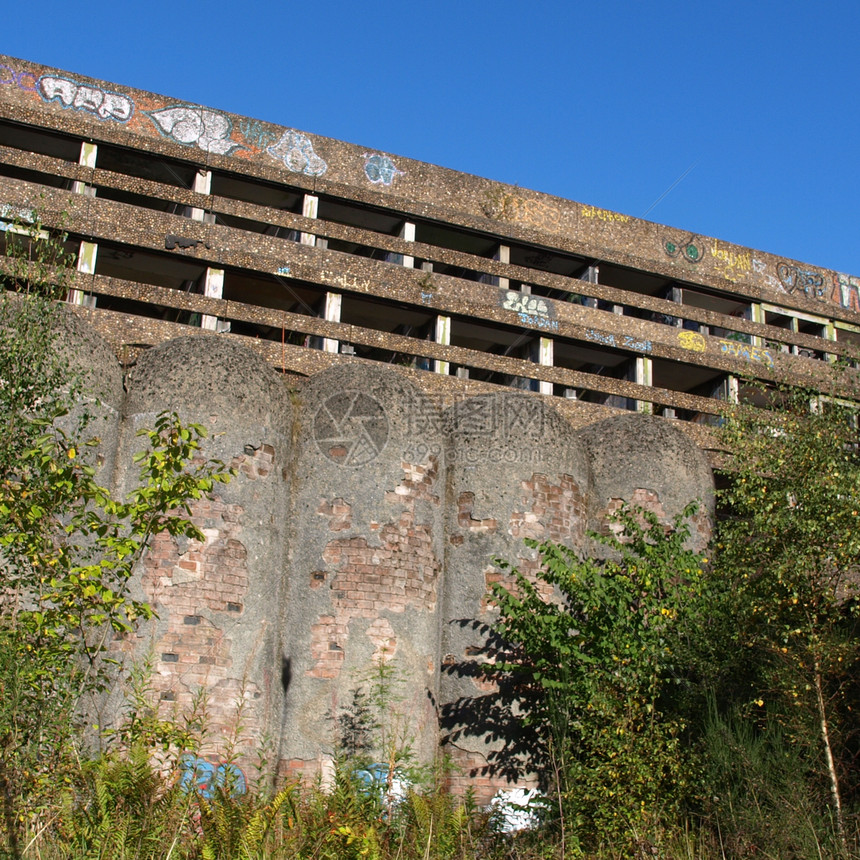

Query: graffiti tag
left=38, top=75, right=133, bottom=122
left=266, top=130, right=327, bottom=176
left=677, top=330, right=706, bottom=352
left=711, top=240, right=751, bottom=283
left=519, top=313, right=559, bottom=332
left=585, top=330, right=652, bottom=353
left=776, top=262, right=825, bottom=298
left=365, top=154, right=403, bottom=186
left=580, top=205, right=630, bottom=223
left=179, top=755, right=246, bottom=799
left=0, top=64, right=38, bottom=91
left=663, top=234, right=704, bottom=264
left=239, top=118, right=277, bottom=150
left=718, top=339, right=774, bottom=369
left=831, top=273, right=860, bottom=313
left=503, top=291, right=552, bottom=318
left=148, top=106, right=242, bottom=155
left=0, top=204, right=35, bottom=224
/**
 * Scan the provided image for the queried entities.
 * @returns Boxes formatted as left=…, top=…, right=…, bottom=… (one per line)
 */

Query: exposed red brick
left=457, top=492, right=498, bottom=533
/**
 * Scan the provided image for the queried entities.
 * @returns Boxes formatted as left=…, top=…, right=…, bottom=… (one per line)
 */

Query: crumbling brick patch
left=307, top=615, right=348, bottom=679
left=322, top=511, right=439, bottom=618
left=508, top=474, right=586, bottom=544
left=317, top=498, right=352, bottom=532
left=307, top=460, right=442, bottom=679
left=603, top=487, right=668, bottom=539
left=457, top=492, right=498, bottom=534
left=384, top=457, right=440, bottom=507
left=229, top=444, right=275, bottom=480
left=120, top=494, right=261, bottom=749
left=365, top=616, right=397, bottom=662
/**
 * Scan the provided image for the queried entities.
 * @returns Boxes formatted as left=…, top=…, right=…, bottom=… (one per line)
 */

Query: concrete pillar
left=496, top=244, right=510, bottom=291
left=69, top=240, right=97, bottom=307
left=190, top=169, right=212, bottom=222
left=400, top=221, right=415, bottom=269
left=201, top=267, right=227, bottom=332
left=434, top=315, right=451, bottom=375
left=323, top=291, right=341, bottom=354
left=538, top=336, right=553, bottom=396
left=636, top=356, right=652, bottom=413
left=72, top=142, right=97, bottom=197
left=301, top=194, right=318, bottom=247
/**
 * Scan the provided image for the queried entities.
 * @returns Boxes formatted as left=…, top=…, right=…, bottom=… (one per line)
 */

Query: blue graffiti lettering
left=365, top=154, right=402, bottom=186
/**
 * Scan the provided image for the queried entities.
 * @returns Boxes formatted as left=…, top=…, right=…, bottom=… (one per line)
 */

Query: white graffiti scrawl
left=38, top=75, right=134, bottom=122
left=266, top=130, right=327, bottom=176
left=147, top=106, right=243, bottom=156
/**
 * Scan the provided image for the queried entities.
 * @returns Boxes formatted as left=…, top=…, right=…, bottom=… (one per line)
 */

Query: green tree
left=0, top=213, right=231, bottom=855
left=489, top=504, right=711, bottom=852
left=716, top=379, right=860, bottom=852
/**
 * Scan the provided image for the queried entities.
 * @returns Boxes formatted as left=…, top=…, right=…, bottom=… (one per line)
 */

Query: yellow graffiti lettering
left=711, top=240, right=752, bottom=282
left=677, top=330, right=706, bottom=352
left=581, top=205, right=630, bottom=223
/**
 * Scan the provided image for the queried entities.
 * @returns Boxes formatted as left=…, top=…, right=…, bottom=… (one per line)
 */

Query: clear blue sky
left=6, top=1, right=860, bottom=275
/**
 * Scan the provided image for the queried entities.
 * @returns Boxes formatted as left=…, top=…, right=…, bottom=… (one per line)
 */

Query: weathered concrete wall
left=64, top=325, right=713, bottom=792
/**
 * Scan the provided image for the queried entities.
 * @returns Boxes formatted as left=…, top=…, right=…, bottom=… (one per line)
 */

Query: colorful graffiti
left=831, top=273, right=860, bottom=313
left=775, top=262, right=860, bottom=313
left=718, top=339, right=774, bottom=369
left=776, top=262, right=827, bottom=300
left=663, top=235, right=704, bottom=265
left=239, top=118, right=277, bottom=150
left=38, top=75, right=133, bottom=122
left=178, top=755, right=246, bottom=799
left=677, top=330, right=707, bottom=352
left=266, top=130, right=327, bottom=176
left=364, top=154, right=402, bottom=186
left=0, top=64, right=39, bottom=91
left=147, top=106, right=242, bottom=155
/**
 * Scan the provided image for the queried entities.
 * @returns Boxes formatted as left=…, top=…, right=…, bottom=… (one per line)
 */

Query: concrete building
left=0, top=56, right=854, bottom=798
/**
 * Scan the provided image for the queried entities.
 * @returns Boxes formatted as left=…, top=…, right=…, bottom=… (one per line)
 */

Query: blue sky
left=6, top=1, right=859, bottom=275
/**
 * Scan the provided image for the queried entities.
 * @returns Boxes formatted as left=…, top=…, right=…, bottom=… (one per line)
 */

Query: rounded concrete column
left=578, top=414, right=715, bottom=553
left=118, top=336, right=292, bottom=769
left=280, top=363, right=445, bottom=781
left=440, top=392, right=590, bottom=801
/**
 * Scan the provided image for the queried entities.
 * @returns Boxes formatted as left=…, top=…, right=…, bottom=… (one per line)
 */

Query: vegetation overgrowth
left=1, top=213, right=860, bottom=857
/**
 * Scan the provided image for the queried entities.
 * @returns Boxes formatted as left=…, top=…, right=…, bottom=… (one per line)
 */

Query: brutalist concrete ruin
left=1, top=56, right=856, bottom=798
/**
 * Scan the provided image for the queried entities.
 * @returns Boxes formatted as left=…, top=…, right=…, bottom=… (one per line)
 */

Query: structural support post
left=323, top=292, right=342, bottom=354
left=69, top=240, right=97, bottom=307
left=72, top=142, right=97, bottom=197
left=538, top=336, right=553, bottom=396
left=434, top=315, right=451, bottom=375
left=400, top=221, right=415, bottom=269
left=201, top=267, right=226, bottom=331
left=496, top=244, right=510, bottom=290
left=190, top=169, right=212, bottom=222
left=636, top=356, right=653, bottom=413
left=301, top=194, right=319, bottom=247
